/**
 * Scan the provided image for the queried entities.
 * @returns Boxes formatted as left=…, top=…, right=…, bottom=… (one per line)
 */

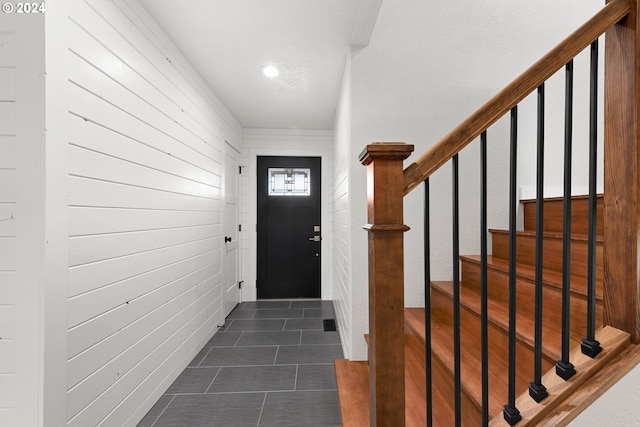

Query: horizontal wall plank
left=67, top=23, right=217, bottom=149
left=70, top=0, right=223, bottom=142
left=0, top=34, right=15, bottom=66
left=0, top=102, right=15, bottom=136
left=67, top=54, right=216, bottom=162
left=0, top=374, right=14, bottom=407
left=69, top=237, right=219, bottom=297
left=0, top=340, right=13, bottom=373
left=0, top=272, right=15, bottom=305
left=0, top=67, right=15, bottom=101
left=68, top=249, right=217, bottom=328
left=0, top=306, right=14, bottom=338
left=68, top=85, right=220, bottom=175
left=0, top=136, right=16, bottom=170
left=68, top=144, right=219, bottom=200
left=69, top=115, right=219, bottom=188
left=0, top=171, right=15, bottom=203
left=69, top=176, right=218, bottom=212
left=0, top=238, right=15, bottom=271
left=67, top=285, right=218, bottom=424
left=69, top=206, right=219, bottom=237
left=0, top=205, right=15, bottom=238
left=69, top=223, right=219, bottom=267
left=68, top=261, right=218, bottom=359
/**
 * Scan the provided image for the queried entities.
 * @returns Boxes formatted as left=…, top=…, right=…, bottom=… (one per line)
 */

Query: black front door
left=257, top=156, right=321, bottom=299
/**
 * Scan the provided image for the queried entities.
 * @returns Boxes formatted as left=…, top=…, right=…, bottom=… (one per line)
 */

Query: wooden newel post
left=604, top=0, right=640, bottom=343
left=359, top=142, right=414, bottom=427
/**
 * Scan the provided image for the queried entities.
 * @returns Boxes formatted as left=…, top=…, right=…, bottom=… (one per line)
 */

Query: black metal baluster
left=556, top=63, right=577, bottom=381
left=424, top=179, right=433, bottom=427
left=452, top=155, right=462, bottom=427
left=581, top=39, right=603, bottom=358
left=503, top=107, right=522, bottom=426
left=480, top=131, right=489, bottom=426
left=530, top=84, right=550, bottom=401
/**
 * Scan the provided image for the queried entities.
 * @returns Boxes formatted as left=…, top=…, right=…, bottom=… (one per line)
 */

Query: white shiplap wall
left=0, top=22, right=17, bottom=427
left=0, top=11, right=45, bottom=426
left=332, top=52, right=353, bottom=359
left=63, top=1, right=240, bottom=426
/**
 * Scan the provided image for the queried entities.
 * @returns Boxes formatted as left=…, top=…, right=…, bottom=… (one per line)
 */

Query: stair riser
left=461, top=259, right=604, bottom=347
left=522, top=196, right=603, bottom=235
left=431, top=287, right=553, bottom=419
left=491, top=231, right=603, bottom=288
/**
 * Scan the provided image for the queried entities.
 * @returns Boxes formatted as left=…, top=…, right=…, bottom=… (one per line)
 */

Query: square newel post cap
left=359, top=143, right=415, bottom=165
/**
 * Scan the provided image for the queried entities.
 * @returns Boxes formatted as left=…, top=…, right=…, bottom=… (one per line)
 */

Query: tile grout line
left=256, top=392, right=268, bottom=427
left=196, top=347, right=214, bottom=367
left=148, top=394, right=175, bottom=427
left=203, top=366, right=222, bottom=394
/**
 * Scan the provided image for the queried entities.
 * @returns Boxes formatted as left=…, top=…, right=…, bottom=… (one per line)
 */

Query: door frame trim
left=241, top=132, right=333, bottom=302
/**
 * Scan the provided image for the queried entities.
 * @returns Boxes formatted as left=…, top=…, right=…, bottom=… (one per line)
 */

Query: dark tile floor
left=137, top=300, right=343, bottom=427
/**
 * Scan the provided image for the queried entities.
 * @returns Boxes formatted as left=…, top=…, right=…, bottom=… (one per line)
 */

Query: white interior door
left=223, top=143, right=241, bottom=319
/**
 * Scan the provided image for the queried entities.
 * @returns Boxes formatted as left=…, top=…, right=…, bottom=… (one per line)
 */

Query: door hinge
left=239, top=280, right=243, bottom=289
left=238, top=224, right=242, bottom=232
left=238, top=166, right=243, bottom=174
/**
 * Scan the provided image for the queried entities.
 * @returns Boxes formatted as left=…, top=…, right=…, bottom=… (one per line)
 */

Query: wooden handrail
left=403, top=0, right=633, bottom=195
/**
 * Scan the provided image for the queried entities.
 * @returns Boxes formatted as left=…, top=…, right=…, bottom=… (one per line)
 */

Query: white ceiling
left=139, top=0, right=382, bottom=130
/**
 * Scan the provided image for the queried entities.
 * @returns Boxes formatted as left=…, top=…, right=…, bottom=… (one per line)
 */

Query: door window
left=268, top=168, right=311, bottom=196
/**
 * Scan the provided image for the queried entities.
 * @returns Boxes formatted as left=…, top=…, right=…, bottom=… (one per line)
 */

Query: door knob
left=308, top=236, right=321, bottom=242
left=225, top=236, right=232, bottom=243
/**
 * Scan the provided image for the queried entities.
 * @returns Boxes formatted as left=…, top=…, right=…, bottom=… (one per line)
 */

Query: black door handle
left=225, top=236, right=232, bottom=243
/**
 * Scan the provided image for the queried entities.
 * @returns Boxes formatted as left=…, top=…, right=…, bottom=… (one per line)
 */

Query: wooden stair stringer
left=534, top=341, right=640, bottom=426
left=488, top=325, right=631, bottom=426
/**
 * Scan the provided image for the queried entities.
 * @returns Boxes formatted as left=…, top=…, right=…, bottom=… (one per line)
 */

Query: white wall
left=42, top=1, right=242, bottom=426
left=569, top=363, right=640, bottom=426
left=332, top=50, right=362, bottom=360
left=240, top=129, right=334, bottom=302
left=0, top=10, right=45, bottom=427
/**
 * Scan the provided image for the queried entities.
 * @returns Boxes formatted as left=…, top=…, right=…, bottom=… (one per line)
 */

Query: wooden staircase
left=336, top=195, right=636, bottom=426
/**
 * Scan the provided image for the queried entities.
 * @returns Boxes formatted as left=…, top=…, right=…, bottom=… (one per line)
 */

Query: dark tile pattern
left=166, top=367, right=219, bottom=394
left=138, top=300, right=343, bottom=427
left=259, top=391, right=341, bottom=427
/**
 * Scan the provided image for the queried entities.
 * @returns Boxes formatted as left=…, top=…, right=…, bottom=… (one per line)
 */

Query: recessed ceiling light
left=261, top=65, right=280, bottom=78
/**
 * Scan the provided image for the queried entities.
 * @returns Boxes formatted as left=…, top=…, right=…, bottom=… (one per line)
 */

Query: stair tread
left=489, top=228, right=603, bottom=242
left=461, top=255, right=603, bottom=300
left=335, top=359, right=370, bottom=427
left=337, top=321, right=455, bottom=427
